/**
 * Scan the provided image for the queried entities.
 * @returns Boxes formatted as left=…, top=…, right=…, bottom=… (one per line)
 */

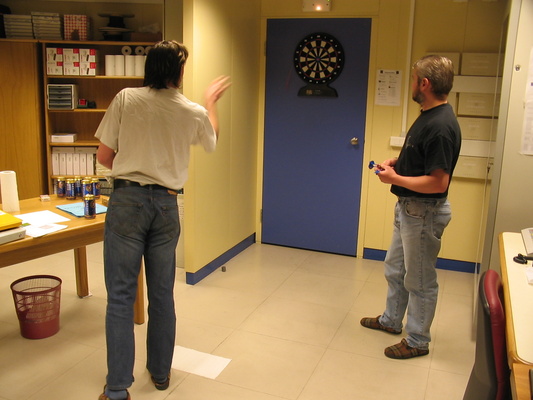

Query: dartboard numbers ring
left=294, top=32, right=344, bottom=85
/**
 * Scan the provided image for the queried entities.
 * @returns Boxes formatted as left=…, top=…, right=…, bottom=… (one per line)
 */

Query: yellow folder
left=0, top=210, right=22, bottom=231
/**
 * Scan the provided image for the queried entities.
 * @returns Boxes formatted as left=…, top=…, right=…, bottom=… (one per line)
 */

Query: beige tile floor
left=0, top=242, right=476, bottom=400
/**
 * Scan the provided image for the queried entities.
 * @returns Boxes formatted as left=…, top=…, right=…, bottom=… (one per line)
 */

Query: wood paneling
left=0, top=40, right=46, bottom=199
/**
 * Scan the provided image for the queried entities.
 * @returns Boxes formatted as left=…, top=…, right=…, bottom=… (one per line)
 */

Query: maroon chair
left=463, top=269, right=511, bottom=400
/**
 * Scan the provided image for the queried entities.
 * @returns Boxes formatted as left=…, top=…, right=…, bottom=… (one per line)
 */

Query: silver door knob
left=350, top=137, right=359, bottom=145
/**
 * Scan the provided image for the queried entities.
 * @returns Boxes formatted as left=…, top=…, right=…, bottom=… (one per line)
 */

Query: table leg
left=74, top=247, right=90, bottom=298
left=134, top=263, right=145, bottom=325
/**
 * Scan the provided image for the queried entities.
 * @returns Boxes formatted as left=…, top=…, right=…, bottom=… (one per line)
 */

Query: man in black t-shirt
left=361, top=55, right=461, bottom=359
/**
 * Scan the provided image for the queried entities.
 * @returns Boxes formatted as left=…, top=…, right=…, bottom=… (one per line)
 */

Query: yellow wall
left=2, top=0, right=507, bottom=275
left=257, top=0, right=507, bottom=265
left=182, top=0, right=261, bottom=274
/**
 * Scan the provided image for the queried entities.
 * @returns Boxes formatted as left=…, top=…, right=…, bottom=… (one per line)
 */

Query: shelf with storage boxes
left=453, top=53, right=502, bottom=180
left=42, top=40, right=154, bottom=194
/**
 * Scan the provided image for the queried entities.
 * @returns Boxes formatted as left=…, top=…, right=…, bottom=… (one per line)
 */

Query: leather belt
left=114, top=179, right=171, bottom=192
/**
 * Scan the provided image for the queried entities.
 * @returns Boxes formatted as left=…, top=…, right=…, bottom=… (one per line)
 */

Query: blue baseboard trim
left=362, top=248, right=477, bottom=274
left=186, top=233, right=256, bottom=285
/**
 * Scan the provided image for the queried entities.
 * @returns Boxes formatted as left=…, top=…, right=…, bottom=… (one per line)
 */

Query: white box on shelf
left=46, top=47, right=63, bottom=62
left=63, top=48, right=80, bottom=62
left=63, top=62, right=80, bottom=76
left=80, top=61, right=97, bottom=76
left=457, top=117, right=497, bottom=141
left=457, top=93, right=500, bottom=117
left=47, top=61, right=63, bottom=75
left=79, top=48, right=98, bottom=62
left=51, top=133, right=77, bottom=143
left=461, top=53, right=502, bottom=77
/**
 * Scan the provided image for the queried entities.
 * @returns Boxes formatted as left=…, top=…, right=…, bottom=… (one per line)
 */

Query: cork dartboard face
left=293, top=32, right=345, bottom=84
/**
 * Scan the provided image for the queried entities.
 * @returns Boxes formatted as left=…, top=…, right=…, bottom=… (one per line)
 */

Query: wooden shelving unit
left=41, top=40, right=154, bottom=193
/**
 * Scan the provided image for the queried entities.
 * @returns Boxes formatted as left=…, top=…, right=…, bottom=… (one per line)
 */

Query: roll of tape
left=144, top=46, right=152, bottom=54
left=121, top=46, right=132, bottom=56
left=134, top=46, right=145, bottom=55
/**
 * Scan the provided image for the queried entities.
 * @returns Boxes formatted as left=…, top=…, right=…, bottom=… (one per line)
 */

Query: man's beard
left=412, top=88, right=424, bottom=105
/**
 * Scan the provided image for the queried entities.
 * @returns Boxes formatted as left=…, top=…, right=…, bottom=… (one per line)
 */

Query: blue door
left=262, top=18, right=371, bottom=256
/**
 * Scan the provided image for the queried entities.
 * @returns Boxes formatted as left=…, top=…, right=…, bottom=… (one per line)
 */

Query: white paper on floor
left=171, top=346, right=231, bottom=379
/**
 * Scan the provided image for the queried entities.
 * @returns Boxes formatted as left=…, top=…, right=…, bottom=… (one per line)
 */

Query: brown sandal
left=384, top=338, right=429, bottom=359
left=360, top=315, right=402, bottom=334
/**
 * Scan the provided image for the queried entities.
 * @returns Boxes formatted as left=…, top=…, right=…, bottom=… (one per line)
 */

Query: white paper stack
left=4, top=14, right=34, bottom=39
left=32, top=11, right=62, bottom=40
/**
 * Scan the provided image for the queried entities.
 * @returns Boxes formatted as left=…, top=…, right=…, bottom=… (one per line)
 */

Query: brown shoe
left=360, top=315, right=401, bottom=334
left=98, top=386, right=131, bottom=400
left=384, top=338, right=429, bottom=359
left=151, top=373, right=170, bottom=390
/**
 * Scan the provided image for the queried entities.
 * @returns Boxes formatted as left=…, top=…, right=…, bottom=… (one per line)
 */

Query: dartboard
left=294, top=32, right=344, bottom=85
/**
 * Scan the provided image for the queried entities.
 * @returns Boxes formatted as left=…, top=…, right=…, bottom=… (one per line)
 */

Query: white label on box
left=63, top=48, right=80, bottom=62
left=46, top=48, right=63, bottom=62
left=80, top=62, right=97, bottom=76
left=63, top=62, right=80, bottom=76
left=47, top=61, right=63, bottom=75
left=79, top=49, right=98, bottom=62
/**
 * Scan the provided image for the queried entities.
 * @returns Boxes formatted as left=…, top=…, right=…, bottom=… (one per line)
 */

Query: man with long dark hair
left=95, top=40, right=229, bottom=399
left=361, top=55, right=461, bottom=359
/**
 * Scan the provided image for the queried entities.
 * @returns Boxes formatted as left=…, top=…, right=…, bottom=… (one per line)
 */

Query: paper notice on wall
left=520, top=47, right=533, bottom=155
left=375, top=69, right=402, bottom=106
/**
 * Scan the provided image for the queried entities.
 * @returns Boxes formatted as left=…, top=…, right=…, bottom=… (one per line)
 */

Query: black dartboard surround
left=293, top=32, right=344, bottom=97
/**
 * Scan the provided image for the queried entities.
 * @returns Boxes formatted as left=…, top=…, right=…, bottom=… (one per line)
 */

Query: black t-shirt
left=391, top=103, right=461, bottom=199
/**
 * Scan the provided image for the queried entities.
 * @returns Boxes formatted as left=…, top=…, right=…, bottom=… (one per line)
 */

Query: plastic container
left=10, top=275, right=62, bottom=339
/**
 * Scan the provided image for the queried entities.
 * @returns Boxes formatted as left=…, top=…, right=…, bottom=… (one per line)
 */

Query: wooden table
left=512, top=363, right=532, bottom=400
left=499, top=232, right=533, bottom=400
left=1, top=195, right=145, bottom=324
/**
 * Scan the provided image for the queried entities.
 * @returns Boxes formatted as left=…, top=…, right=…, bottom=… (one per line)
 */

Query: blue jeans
left=379, top=197, right=451, bottom=349
left=103, top=185, right=180, bottom=390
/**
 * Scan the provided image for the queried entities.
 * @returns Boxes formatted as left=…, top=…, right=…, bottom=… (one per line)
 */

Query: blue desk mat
left=56, top=202, right=108, bottom=217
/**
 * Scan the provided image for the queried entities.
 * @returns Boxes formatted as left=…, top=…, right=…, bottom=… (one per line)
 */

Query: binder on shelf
left=75, top=147, right=98, bottom=176
left=51, top=148, right=60, bottom=175
left=66, top=152, right=74, bottom=175
left=73, top=152, right=80, bottom=175
left=53, top=147, right=75, bottom=175
left=79, top=152, right=87, bottom=175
